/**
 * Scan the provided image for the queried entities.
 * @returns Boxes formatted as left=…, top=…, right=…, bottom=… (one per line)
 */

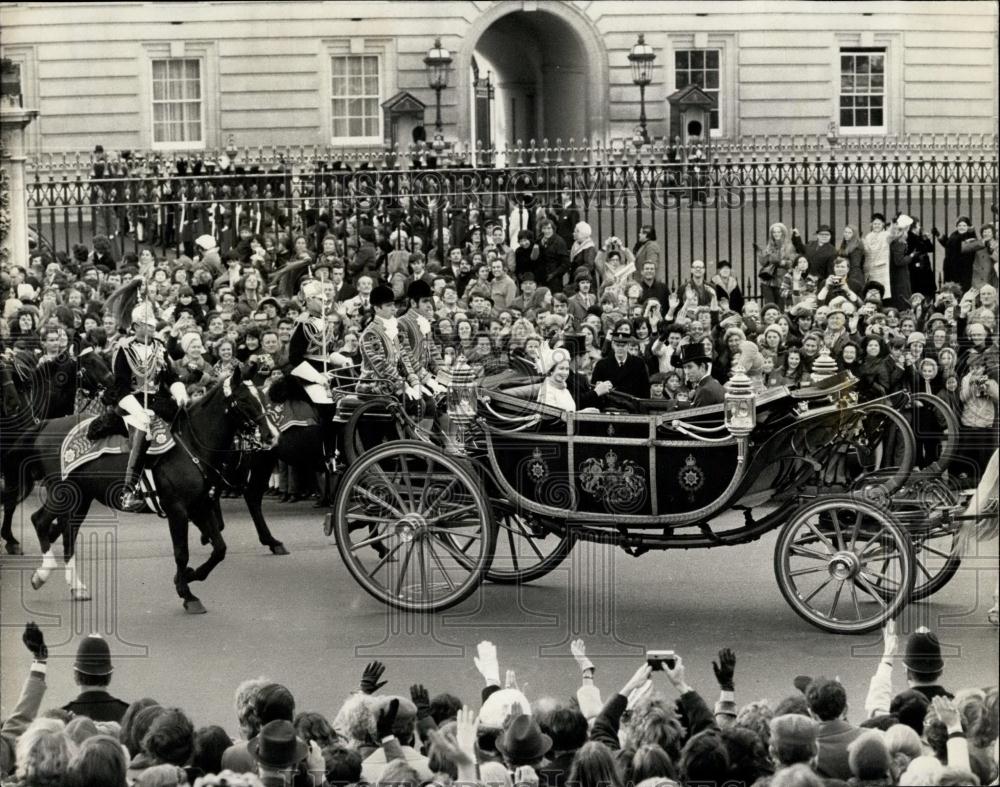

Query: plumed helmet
left=131, top=302, right=158, bottom=327
left=301, top=280, right=324, bottom=300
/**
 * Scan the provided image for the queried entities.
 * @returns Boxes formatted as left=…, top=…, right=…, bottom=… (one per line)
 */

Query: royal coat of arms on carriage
left=677, top=454, right=706, bottom=501
left=579, top=449, right=646, bottom=507
left=526, top=447, right=550, bottom=483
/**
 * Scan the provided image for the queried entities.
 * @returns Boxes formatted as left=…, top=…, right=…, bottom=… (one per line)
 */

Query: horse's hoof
left=70, top=587, right=91, bottom=602
left=4, top=542, right=22, bottom=555
left=183, top=599, right=207, bottom=615
left=30, top=571, right=46, bottom=590
left=270, top=543, right=290, bottom=556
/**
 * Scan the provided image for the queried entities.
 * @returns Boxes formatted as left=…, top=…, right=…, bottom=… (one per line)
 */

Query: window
left=674, top=49, right=720, bottom=132
left=331, top=55, right=381, bottom=141
left=151, top=58, right=203, bottom=148
left=839, top=49, right=885, bottom=132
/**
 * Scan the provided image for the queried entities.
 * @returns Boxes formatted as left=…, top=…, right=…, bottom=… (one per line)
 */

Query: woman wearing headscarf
left=734, top=340, right=767, bottom=394
left=935, top=215, right=978, bottom=290
left=569, top=222, right=597, bottom=278
left=858, top=335, right=891, bottom=400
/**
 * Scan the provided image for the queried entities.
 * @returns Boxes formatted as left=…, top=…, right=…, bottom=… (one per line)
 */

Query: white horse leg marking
left=64, top=554, right=91, bottom=600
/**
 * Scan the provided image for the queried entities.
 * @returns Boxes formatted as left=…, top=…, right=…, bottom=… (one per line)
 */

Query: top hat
left=247, top=720, right=308, bottom=770
left=560, top=333, right=587, bottom=357
left=495, top=715, right=552, bottom=765
left=672, top=342, right=712, bottom=368
left=75, top=634, right=113, bottom=676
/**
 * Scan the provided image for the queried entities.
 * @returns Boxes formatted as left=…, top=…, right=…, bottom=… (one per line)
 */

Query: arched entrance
left=457, top=2, right=608, bottom=149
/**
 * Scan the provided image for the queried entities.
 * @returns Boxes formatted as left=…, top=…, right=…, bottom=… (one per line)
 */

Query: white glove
left=404, top=384, right=422, bottom=401
left=571, top=638, right=595, bottom=673
left=474, top=640, right=500, bottom=685
left=428, top=378, right=447, bottom=394
left=170, top=381, right=190, bottom=407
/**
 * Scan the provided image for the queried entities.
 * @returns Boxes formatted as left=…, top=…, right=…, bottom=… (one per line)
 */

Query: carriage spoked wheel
left=841, top=404, right=916, bottom=504
left=887, top=479, right=963, bottom=601
left=332, top=440, right=495, bottom=612
left=484, top=502, right=574, bottom=584
left=775, top=496, right=915, bottom=634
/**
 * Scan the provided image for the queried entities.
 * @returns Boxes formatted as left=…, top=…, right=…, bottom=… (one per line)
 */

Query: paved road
left=2, top=495, right=997, bottom=733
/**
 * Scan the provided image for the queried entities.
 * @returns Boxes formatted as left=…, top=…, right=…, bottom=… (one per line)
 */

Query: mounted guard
left=104, top=279, right=189, bottom=511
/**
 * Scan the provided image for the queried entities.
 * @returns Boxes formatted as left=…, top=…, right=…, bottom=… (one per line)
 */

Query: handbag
left=759, top=261, right=778, bottom=282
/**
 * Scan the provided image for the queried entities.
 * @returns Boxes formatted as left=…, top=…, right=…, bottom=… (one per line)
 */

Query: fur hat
left=371, top=284, right=396, bottom=308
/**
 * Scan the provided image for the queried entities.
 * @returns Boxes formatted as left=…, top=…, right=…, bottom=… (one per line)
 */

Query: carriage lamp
left=810, top=347, right=839, bottom=383
left=724, top=363, right=756, bottom=437
left=446, top=356, right=477, bottom=453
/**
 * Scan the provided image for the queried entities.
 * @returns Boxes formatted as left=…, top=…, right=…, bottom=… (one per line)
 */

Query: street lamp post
left=424, top=38, right=452, bottom=134
left=628, top=34, right=656, bottom=146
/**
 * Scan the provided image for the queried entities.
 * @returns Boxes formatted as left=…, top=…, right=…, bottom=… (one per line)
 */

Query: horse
left=1, top=348, right=115, bottom=554
left=26, top=367, right=279, bottom=614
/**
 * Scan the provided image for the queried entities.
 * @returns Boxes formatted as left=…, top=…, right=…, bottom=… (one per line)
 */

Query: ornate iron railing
left=25, top=136, right=999, bottom=297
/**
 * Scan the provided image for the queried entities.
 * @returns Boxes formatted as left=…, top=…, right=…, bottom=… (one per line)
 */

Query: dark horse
left=1, top=348, right=115, bottom=554
left=26, top=367, right=278, bottom=614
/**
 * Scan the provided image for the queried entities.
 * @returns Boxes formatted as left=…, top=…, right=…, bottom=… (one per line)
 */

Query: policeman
left=108, top=302, right=189, bottom=512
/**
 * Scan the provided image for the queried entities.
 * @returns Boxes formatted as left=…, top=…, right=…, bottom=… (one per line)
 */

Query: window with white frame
left=151, top=58, right=203, bottom=147
left=331, top=54, right=382, bottom=141
left=839, top=49, right=886, bottom=133
left=674, top=49, right=721, bottom=133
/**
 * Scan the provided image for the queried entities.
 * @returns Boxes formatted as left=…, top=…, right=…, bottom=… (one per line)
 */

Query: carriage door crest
left=579, top=449, right=647, bottom=508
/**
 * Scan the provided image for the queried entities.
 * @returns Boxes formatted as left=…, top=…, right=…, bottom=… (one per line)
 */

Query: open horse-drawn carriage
left=326, top=361, right=994, bottom=635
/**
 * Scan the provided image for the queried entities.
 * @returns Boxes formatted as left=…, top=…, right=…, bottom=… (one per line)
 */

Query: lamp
left=424, top=38, right=452, bottom=133
left=724, top=362, right=756, bottom=437
left=628, top=34, right=656, bottom=145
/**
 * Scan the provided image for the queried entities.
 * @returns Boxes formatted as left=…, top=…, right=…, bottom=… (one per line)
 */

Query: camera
left=646, top=649, right=677, bottom=671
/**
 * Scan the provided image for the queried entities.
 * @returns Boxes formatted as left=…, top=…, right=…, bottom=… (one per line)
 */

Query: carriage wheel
left=774, top=496, right=914, bottom=634
left=887, top=479, right=963, bottom=601
left=485, top=502, right=574, bottom=584
left=908, top=394, right=961, bottom=473
left=333, top=440, right=495, bottom=612
left=342, top=398, right=411, bottom=465
left=842, top=404, right=915, bottom=501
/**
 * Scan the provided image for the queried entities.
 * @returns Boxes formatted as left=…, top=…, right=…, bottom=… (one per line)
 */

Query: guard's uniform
left=284, top=313, right=342, bottom=402
left=358, top=317, right=418, bottom=397
left=398, top=309, right=439, bottom=386
left=106, top=335, right=180, bottom=425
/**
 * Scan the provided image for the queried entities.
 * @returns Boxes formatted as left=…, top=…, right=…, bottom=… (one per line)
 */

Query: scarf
left=415, top=314, right=432, bottom=336
left=570, top=237, right=595, bottom=261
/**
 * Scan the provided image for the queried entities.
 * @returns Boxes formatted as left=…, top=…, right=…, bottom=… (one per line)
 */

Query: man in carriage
left=672, top=343, right=725, bottom=407
left=397, top=279, right=446, bottom=398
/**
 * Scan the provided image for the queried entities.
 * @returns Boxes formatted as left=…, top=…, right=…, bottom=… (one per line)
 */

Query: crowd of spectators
left=1, top=623, right=996, bottom=786
left=2, top=196, right=997, bottom=492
